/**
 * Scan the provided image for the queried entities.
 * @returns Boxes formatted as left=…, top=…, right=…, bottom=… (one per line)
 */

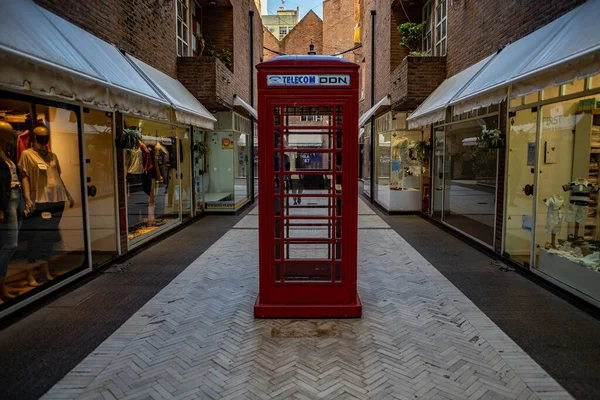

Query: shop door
left=268, top=101, right=351, bottom=304
left=83, top=109, right=118, bottom=267
left=432, top=127, right=445, bottom=218
left=503, top=108, right=537, bottom=267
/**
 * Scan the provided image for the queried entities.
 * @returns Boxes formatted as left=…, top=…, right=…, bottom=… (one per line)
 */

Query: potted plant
left=193, top=141, right=211, bottom=156
left=397, top=22, right=429, bottom=56
left=414, top=139, right=431, bottom=163
left=476, top=128, right=505, bottom=149
left=116, top=128, right=140, bottom=149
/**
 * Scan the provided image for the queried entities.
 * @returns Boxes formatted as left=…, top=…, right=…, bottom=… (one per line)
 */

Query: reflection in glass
left=123, top=117, right=180, bottom=244
left=1, top=100, right=86, bottom=306
left=84, top=109, right=118, bottom=267
left=442, top=116, right=498, bottom=245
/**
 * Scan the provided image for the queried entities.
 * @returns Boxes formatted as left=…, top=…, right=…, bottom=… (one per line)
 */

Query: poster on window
left=221, top=138, right=233, bottom=149
left=527, top=142, right=536, bottom=166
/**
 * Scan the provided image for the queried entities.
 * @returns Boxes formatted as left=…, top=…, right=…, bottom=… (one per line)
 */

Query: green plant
left=193, top=141, right=211, bottom=156
left=116, top=128, right=140, bottom=149
left=397, top=22, right=426, bottom=53
left=475, top=128, right=504, bottom=149
left=202, top=34, right=233, bottom=68
left=414, top=140, right=431, bottom=163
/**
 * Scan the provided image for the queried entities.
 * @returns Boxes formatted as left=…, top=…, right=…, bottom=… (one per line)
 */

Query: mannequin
left=563, top=178, right=598, bottom=243
left=0, top=121, right=24, bottom=301
left=19, top=124, right=73, bottom=286
left=125, top=131, right=150, bottom=229
left=543, top=195, right=564, bottom=249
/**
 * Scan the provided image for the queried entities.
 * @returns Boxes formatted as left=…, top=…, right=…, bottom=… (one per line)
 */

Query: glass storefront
left=361, top=125, right=371, bottom=197
left=205, top=112, right=251, bottom=211
left=431, top=108, right=499, bottom=246
left=192, top=127, right=207, bottom=214
left=0, top=94, right=116, bottom=307
left=123, top=116, right=183, bottom=245
left=372, top=112, right=429, bottom=212
left=504, top=75, right=600, bottom=303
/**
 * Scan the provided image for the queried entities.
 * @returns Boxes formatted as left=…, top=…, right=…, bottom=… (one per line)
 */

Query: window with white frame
left=422, top=1, right=432, bottom=55
left=434, top=0, right=447, bottom=56
left=279, top=26, right=288, bottom=38
left=300, top=115, right=324, bottom=122
left=177, top=0, right=190, bottom=56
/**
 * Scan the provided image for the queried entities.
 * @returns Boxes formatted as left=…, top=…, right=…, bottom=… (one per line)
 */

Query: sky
left=264, top=0, right=324, bottom=19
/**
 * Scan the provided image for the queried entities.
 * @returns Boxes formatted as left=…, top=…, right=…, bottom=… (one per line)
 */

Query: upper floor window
left=300, top=115, right=324, bottom=122
left=422, top=1, right=432, bottom=55
left=177, top=0, right=190, bottom=56
left=279, top=26, right=288, bottom=37
left=435, top=0, right=447, bottom=56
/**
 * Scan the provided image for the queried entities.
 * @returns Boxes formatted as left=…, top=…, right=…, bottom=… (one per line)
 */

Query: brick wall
left=391, top=56, right=446, bottom=110
left=323, top=0, right=355, bottom=59
left=263, top=26, right=281, bottom=61
left=281, top=11, right=323, bottom=55
left=202, top=4, right=234, bottom=70
left=177, top=57, right=235, bottom=111
left=232, top=0, right=263, bottom=107
left=35, top=0, right=177, bottom=78
left=447, top=0, right=586, bottom=76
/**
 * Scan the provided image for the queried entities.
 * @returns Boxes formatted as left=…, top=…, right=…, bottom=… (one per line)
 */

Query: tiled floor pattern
left=43, top=199, right=570, bottom=400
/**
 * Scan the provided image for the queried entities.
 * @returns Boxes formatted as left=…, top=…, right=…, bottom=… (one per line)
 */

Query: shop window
left=504, top=107, right=537, bottom=267
left=434, top=0, right=447, bottom=56
left=589, top=72, right=600, bottom=90
left=509, top=97, right=523, bottom=108
left=533, top=96, right=600, bottom=302
left=562, top=79, right=586, bottom=96
left=0, top=98, right=86, bottom=307
left=542, top=85, right=560, bottom=100
left=441, top=115, right=499, bottom=246
left=523, top=91, right=539, bottom=105
left=422, top=1, right=433, bottom=55
left=123, top=117, right=181, bottom=245
left=177, top=0, right=190, bottom=56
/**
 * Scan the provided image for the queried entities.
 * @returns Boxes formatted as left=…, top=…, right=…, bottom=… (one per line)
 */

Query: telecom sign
left=267, top=75, right=350, bottom=86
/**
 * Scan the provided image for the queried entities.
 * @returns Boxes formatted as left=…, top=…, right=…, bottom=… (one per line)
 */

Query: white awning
left=359, top=95, right=390, bottom=127
left=451, top=0, right=600, bottom=114
left=0, top=0, right=170, bottom=119
left=233, top=95, right=258, bottom=120
left=407, top=55, right=493, bottom=129
left=127, top=55, right=216, bottom=129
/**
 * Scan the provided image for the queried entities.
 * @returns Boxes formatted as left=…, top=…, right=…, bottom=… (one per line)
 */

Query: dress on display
left=544, top=195, right=564, bottom=235
left=18, top=148, right=67, bottom=262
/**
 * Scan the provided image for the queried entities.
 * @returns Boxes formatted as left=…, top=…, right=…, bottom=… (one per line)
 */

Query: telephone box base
left=254, top=295, right=362, bottom=318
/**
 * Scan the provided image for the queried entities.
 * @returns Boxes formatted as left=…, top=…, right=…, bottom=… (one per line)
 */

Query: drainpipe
left=249, top=10, right=256, bottom=203
left=369, top=9, right=376, bottom=203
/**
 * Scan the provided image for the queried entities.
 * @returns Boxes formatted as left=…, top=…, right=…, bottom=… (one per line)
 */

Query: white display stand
left=389, top=189, right=421, bottom=212
left=539, top=249, right=600, bottom=300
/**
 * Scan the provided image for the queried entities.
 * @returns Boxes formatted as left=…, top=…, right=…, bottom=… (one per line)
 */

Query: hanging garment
left=544, top=195, right=564, bottom=234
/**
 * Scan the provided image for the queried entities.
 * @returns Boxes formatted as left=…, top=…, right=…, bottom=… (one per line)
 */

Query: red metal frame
left=254, top=56, right=361, bottom=318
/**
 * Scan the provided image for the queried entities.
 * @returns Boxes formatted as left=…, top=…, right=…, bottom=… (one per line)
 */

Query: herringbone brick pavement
left=43, top=200, right=571, bottom=400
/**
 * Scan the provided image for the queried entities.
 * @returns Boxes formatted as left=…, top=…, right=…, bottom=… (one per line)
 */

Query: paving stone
left=42, top=199, right=571, bottom=400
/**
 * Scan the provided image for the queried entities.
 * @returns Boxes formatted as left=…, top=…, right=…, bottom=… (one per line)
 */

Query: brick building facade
left=262, top=0, right=358, bottom=62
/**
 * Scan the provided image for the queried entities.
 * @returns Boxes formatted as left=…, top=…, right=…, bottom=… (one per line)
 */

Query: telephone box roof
left=258, top=55, right=358, bottom=69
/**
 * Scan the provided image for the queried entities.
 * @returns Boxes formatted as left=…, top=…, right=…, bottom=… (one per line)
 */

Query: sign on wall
left=267, top=75, right=351, bottom=86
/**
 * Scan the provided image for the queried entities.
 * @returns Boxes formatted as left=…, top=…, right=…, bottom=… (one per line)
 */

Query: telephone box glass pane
left=284, top=262, right=332, bottom=281
left=336, top=107, right=343, bottom=125
left=285, top=242, right=331, bottom=259
left=283, top=106, right=333, bottom=126
left=283, top=129, right=334, bottom=150
left=273, top=107, right=281, bottom=126
left=284, top=219, right=332, bottom=239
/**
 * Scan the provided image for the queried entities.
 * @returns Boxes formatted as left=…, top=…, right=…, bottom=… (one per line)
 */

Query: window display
left=372, top=112, right=426, bottom=211
left=361, top=125, right=371, bottom=197
left=123, top=117, right=180, bottom=244
left=505, top=80, right=600, bottom=303
left=0, top=98, right=85, bottom=306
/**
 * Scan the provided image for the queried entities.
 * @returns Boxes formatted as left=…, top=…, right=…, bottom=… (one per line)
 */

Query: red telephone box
left=254, top=56, right=362, bottom=318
